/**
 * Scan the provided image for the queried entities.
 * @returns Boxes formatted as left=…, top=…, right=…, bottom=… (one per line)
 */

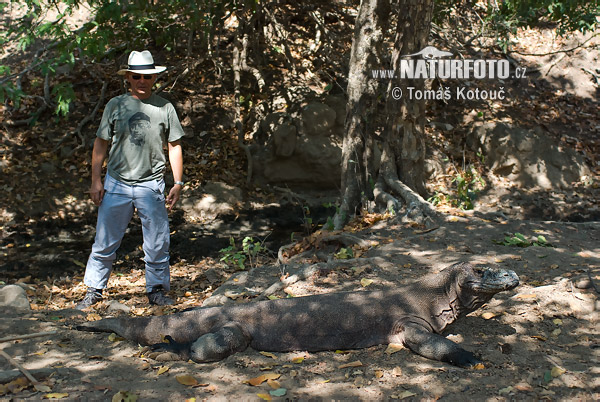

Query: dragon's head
left=454, top=263, right=519, bottom=311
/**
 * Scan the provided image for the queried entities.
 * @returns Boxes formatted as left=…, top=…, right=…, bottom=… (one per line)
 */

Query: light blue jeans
left=84, top=174, right=170, bottom=293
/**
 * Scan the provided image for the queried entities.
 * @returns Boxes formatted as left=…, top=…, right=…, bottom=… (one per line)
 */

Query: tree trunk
left=336, top=0, right=436, bottom=229
left=334, top=0, right=390, bottom=230
left=383, top=0, right=434, bottom=197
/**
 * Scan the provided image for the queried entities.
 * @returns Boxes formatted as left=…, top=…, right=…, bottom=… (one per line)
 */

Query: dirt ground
left=1, top=211, right=599, bottom=401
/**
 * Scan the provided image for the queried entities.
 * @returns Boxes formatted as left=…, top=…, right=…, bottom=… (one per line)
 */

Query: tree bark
left=334, top=0, right=390, bottom=229
left=384, top=0, right=434, bottom=197
left=336, top=0, right=436, bottom=229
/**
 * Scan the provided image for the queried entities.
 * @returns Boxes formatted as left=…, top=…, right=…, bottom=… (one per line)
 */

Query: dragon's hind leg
left=148, top=322, right=251, bottom=363
left=189, top=322, right=250, bottom=362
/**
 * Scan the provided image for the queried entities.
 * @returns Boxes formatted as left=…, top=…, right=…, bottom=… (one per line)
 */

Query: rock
left=273, top=123, right=297, bottom=157
left=0, top=285, right=31, bottom=311
left=302, top=103, right=337, bottom=136
left=324, top=94, right=347, bottom=127
left=41, top=162, right=57, bottom=174
left=467, top=122, right=590, bottom=189
left=106, top=300, right=131, bottom=313
left=261, top=112, right=290, bottom=134
left=181, top=182, right=243, bottom=221
left=252, top=103, right=344, bottom=189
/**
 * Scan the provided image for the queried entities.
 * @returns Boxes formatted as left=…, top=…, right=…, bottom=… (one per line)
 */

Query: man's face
left=126, top=72, right=157, bottom=99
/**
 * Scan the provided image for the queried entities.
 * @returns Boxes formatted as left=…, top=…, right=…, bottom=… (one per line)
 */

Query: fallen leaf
left=374, top=370, right=384, bottom=379
left=34, top=384, right=52, bottom=392
left=481, top=312, right=496, bottom=320
left=260, top=351, right=278, bottom=359
left=396, top=390, right=416, bottom=399
left=157, top=366, right=169, bottom=375
left=86, top=313, right=102, bottom=321
left=257, top=393, right=272, bottom=400
left=498, top=386, right=513, bottom=394
left=552, top=319, right=563, bottom=326
left=111, top=391, right=138, bottom=402
left=292, top=357, right=304, bottom=364
left=43, top=393, right=69, bottom=399
left=269, top=388, right=287, bottom=397
left=6, top=377, right=28, bottom=393
left=551, top=366, right=566, bottom=377
left=515, top=293, right=537, bottom=299
left=335, top=350, right=350, bottom=354
left=531, top=335, right=547, bottom=341
left=244, top=373, right=281, bottom=386
left=385, top=343, right=404, bottom=354
left=472, top=363, right=485, bottom=370
left=360, top=278, right=373, bottom=287
left=339, top=360, right=363, bottom=369
left=109, top=333, right=125, bottom=342
left=266, top=380, right=281, bottom=389
left=514, top=383, right=533, bottom=392
left=69, top=258, right=86, bottom=268
left=392, top=367, right=403, bottom=376
left=176, top=375, right=199, bottom=386
left=94, top=385, right=112, bottom=391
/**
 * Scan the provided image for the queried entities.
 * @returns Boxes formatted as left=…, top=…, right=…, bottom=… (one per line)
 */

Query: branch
left=0, top=349, right=48, bottom=391
left=263, top=8, right=296, bottom=71
left=233, top=20, right=253, bottom=186
left=508, top=33, right=599, bottom=57
left=581, top=68, right=600, bottom=86
left=0, top=330, right=58, bottom=343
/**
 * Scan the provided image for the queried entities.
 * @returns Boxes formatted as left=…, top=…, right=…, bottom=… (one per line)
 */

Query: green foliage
left=434, top=0, right=598, bottom=51
left=334, top=247, right=353, bottom=260
left=494, top=232, right=554, bottom=247
left=451, top=167, right=484, bottom=210
left=219, top=236, right=267, bottom=270
left=2, top=0, right=257, bottom=120
left=52, top=82, right=76, bottom=117
left=494, top=0, right=598, bottom=35
left=428, top=167, right=485, bottom=210
left=323, top=202, right=340, bottom=231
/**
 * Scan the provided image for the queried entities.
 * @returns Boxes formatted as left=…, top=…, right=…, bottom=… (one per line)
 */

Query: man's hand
left=166, top=185, right=182, bottom=211
left=90, top=179, right=105, bottom=206
left=90, top=137, right=109, bottom=206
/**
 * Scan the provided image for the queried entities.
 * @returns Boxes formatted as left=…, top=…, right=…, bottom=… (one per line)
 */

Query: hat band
left=128, top=63, right=155, bottom=70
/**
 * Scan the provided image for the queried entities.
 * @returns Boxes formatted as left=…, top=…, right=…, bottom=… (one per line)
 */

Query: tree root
left=382, top=174, right=439, bottom=224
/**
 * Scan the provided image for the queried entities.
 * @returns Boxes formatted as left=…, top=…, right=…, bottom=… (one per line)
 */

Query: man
left=76, top=50, right=185, bottom=309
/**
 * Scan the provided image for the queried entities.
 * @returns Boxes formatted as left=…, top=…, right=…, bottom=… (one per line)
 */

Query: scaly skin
left=77, top=262, right=519, bottom=367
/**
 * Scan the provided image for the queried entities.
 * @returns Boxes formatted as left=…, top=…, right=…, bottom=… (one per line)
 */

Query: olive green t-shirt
left=96, top=93, right=184, bottom=184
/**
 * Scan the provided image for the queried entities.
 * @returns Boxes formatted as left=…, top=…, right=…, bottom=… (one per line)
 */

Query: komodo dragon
left=77, top=262, right=519, bottom=367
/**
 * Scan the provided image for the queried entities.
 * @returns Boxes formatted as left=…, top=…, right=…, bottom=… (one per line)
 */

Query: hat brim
left=117, top=66, right=167, bottom=75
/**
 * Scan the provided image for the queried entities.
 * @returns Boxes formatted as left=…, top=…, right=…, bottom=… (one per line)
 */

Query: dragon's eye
left=474, top=267, right=486, bottom=276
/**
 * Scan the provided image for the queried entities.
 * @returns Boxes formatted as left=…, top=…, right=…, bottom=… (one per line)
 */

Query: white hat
left=117, top=50, right=167, bottom=75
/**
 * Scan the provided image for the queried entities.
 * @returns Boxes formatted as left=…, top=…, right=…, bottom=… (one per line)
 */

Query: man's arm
left=166, top=139, right=183, bottom=211
left=90, top=137, right=109, bottom=206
